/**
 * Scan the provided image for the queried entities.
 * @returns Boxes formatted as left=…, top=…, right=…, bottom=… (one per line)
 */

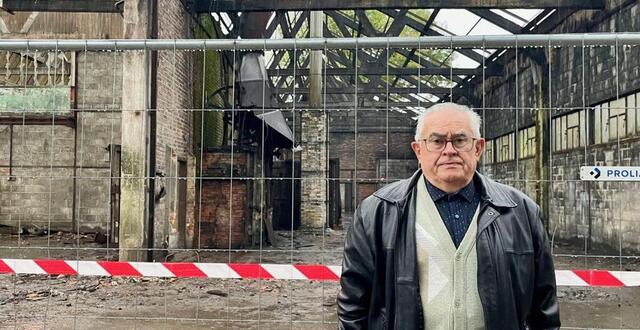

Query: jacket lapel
left=474, top=172, right=518, bottom=234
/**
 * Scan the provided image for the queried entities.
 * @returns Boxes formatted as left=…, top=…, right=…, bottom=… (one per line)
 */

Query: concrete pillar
left=119, top=0, right=151, bottom=261
left=533, top=63, right=550, bottom=229
left=300, top=11, right=327, bottom=228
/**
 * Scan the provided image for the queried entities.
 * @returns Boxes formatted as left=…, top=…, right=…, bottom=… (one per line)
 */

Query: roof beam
left=325, top=11, right=428, bottom=104
left=276, top=87, right=453, bottom=95
left=325, top=11, right=466, bottom=79
left=276, top=101, right=434, bottom=108
left=391, top=9, right=439, bottom=87
left=451, top=8, right=577, bottom=105
left=267, top=67, right=500, bottom=76
left=267, top=11, right=308, bottom=69
left=1, top=0, right=122, bottom=13
left=379, top=9, right=486, bottom=64
left=197, top=0, right=605, bottom=12
left=327, top=48, right=442, bottom=104
left=322, top=29, right=449, bottom=102
left=355, top=8, right=410, bottom=100
left=468, top=9, right=522, bottom=34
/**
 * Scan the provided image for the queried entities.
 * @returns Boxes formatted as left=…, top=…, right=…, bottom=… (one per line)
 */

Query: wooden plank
left=119, top=0, right=150, bottom=262
left=0, top=115, right=75, bottom=127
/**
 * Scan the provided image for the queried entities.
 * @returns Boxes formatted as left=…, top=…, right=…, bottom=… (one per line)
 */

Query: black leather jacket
left=337, top=170, right=560, bottom=330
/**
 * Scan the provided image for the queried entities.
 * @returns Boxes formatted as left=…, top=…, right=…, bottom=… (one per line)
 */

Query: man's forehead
left=422, top=111, right=472, bottom=130
left=428, top=130, right=469, bottom=137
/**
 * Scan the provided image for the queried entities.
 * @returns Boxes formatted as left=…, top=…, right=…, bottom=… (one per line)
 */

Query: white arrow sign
left=580, top=166, right=640, bottom=181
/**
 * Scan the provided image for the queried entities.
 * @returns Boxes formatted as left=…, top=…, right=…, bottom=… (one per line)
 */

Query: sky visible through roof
left=212, top=8, right=553, bottom=109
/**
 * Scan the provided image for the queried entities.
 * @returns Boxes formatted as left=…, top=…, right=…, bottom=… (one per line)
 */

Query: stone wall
left=0, top=52, right=122, bottom=232
left=479, top=2, right=640, bottom=138
left=476, top=1, right=640, bottom=251
left=0, top=4, right=197, bottom=248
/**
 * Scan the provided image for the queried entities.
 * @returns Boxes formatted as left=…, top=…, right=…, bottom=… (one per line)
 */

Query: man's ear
left=475, top=138, right=486, bottom=158
left=411, top=141, right=422, bottom=158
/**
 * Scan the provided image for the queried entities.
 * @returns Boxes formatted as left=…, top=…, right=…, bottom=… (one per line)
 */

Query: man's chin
left=437, top=172, right=466, bottom=184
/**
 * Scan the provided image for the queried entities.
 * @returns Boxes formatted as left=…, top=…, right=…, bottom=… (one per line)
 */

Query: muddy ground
left=0, top=226, right=639, bottom=329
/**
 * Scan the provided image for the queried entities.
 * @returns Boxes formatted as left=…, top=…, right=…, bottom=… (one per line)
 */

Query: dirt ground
left=0, top=226, right=639, bottom=329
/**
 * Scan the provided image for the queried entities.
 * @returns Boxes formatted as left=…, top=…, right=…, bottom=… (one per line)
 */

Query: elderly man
left=337, top=103, right=559, bottom=329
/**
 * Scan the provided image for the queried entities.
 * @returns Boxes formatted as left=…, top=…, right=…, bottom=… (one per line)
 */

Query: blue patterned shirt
left=424, top=176, right=480, bottom=248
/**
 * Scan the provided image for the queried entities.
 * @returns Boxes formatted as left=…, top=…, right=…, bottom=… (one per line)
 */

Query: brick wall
left=0, top=52, right=122, bottom=232
left=300, top=111, right=327, bottom=228
left=154, top=0, right=196, bottom=250
left=330, top=112, right=417, bottom=175
left=200, top=180, right=247, bottom=249
left=200, top=151, right=250, bottom=248
left=329, top=111, right=418, bottom=209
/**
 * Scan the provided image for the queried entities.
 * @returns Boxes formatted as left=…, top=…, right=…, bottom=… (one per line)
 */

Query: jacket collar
left=373, top=169, right=517, bottom=208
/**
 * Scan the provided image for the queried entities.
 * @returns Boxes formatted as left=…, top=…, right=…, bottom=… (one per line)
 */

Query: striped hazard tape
left=0, top=259, right=341, bottom=281
left=0, top=259, right=639, bottom=287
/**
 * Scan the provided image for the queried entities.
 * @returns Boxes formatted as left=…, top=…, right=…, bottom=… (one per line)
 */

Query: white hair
left=414, top=102, right=482, bottom=140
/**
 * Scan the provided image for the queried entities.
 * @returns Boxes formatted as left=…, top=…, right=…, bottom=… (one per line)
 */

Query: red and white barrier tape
left=0, top=259, right=639, bottom=287
left=0, top=259, right=341, bottom=281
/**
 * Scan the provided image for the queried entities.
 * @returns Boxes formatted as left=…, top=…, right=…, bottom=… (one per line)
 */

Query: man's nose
left=441, top=140, right=458, bottom=155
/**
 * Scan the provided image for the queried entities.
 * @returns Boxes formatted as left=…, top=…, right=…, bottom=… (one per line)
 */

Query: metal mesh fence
left=0, top=35, right=639, bottom=329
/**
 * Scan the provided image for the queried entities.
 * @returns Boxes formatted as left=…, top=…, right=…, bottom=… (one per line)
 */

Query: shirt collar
left=424, top=175, right=477, bottom=203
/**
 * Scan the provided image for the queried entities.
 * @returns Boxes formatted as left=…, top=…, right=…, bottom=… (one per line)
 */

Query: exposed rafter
left=379, top=9, right=486, bottom=64
left=324, top=10, right=465, bottom=85
left=355, top=9, right=410, bottom=102
left=321, top=44, right=432, bottom=105
left=267, top=67, right=500, bottom=76
left=468, top=9, right=522, bottom=33
left=277, top=87, right=452, bottom=95
left=327, top=10, right=449, bottom=66
left=321, top=30, right=442, bottom=105
left=2, top=0, right=603, bottom=15
left=275, top=101, right=434, bottom=108
left=0, top=0, right=122, bottom=13
left=268, top=11, right=309, bottom=100
left=451, top=8, right=579, bottom=104
left=391, top=9, right=439, bottom=88
left=197, top=0, right=605, bottom=12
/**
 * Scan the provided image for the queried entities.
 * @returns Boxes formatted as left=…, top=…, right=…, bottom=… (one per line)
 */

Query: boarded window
left=592, top=93, right=640, bottom=145
left=0, top=51, right=74, bottom=114
left=483, top=139, right=494, bottom=164
left=518, top=126, right=536, bottom=158
left=552, top=110, right=586, bottom=151
left=496, top=133, right=514, bottom=162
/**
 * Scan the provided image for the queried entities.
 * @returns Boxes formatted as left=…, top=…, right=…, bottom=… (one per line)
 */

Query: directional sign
left=580, top=166, right=640, bottom=181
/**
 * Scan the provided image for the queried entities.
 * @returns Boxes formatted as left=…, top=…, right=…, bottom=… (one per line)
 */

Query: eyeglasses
left=417, top=136, right=477, bottom=152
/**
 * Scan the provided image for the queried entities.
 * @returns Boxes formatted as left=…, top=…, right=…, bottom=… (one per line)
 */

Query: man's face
left=410, top=109, right=485, bottom=192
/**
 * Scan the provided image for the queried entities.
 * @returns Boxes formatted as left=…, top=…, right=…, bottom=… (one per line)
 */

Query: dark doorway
left=328, top=158, right=341, bottom=228
left=108, top=144, right=121, bottom=244
left=271, top=160, right=300, bottom=230
left=177, top=159, right=188, bottom=247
